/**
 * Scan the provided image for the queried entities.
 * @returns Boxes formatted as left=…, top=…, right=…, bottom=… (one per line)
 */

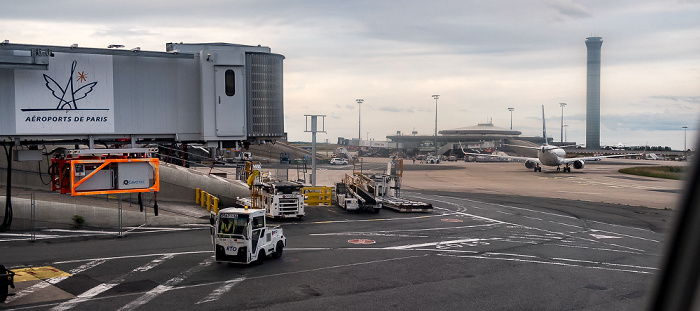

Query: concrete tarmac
left=313, top=157, right=684, bottom=210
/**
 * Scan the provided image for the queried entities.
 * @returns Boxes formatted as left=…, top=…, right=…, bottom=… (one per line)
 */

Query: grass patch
left=619, top=166, right=685, bottom=180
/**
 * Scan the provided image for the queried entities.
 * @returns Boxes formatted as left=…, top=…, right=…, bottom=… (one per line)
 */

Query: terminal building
left=340, top=122, right=554, bottom=158
left=387, top=122, right=538, bottom=157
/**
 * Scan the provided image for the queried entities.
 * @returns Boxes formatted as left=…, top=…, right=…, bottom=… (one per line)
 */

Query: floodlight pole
left=508, top=107, right=515, bottom=130
left=433, top=95, right=440, bottom=156
left=305, top=115, right=326, bottom=186
left=683, top=126, right=688, bottom=154
left=356, top=99, right=363, bottom=156
left=559, top=103, right=567, bottom=143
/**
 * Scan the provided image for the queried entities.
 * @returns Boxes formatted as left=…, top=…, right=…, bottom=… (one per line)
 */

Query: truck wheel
left=273, top=241, right=284, bottom=259
left=256, top=250, right=265, bottom=265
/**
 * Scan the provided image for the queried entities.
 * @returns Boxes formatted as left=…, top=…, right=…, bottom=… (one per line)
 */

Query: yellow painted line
left=11, top=266, right=71, bottom=282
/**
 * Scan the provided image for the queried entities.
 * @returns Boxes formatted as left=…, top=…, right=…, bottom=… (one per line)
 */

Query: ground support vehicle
left=239, top=162, right=305, bottom=219
left=250, top=180, right=305, bottom=218
left=382, top=197, right=433, bottom=212
left=212, top=207, right=285, bottom=264
left=335, top=182, right=359, bottom=211
left=336, top=173, right=390, bottom=213
left=280, top=152, right=291, bottom=164
left=426, top=155, right=440, bottom=164
left=1, top=265, right=15, bottom=303
left=336, top=158, right=432, bottom=213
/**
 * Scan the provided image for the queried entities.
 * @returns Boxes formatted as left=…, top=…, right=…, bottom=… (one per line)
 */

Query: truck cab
left=212, top=207, right=285, bottom=264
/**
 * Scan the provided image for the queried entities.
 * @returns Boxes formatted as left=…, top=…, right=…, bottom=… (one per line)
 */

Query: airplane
left=462, top=105, right=639, bottom=172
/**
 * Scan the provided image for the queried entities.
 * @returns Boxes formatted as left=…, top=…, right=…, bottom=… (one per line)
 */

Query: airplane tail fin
left=542, top=105, right=548, bottom=146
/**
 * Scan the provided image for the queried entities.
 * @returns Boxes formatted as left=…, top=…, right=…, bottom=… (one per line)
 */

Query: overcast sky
left=2, top=0, right=699, bottom=149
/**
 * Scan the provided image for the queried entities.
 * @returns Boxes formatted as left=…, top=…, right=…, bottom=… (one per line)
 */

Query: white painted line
left=590, top=234, right=623, bottom=239
left=196, top=277, right=245, bottom=304
left=385, top=238, right=498, bottom=250
left=440, top=253, right=655, bottom=274
left=116, top=258, right=213, bottom=311
left=50, top=255, right=174, bottom=311
left=309, top=223, right=498, bottom=237
left=6, top=259, right=108, bottom=304
left=52, top=250, right=211, bottom=265
left=588, top=228, right=660, bottom=243
left=551, top=257, right=657, bottom=271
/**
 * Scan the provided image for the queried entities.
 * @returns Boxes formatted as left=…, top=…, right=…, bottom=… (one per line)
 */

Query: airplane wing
left=560, top=153, right=642, bottom=164
left=463, top=152, right=540, bottom=164
left=459, top=142, right=540, bottom=163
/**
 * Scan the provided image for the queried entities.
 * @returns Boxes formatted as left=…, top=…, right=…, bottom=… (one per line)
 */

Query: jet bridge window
left=225, top=69, right=235, bottom=96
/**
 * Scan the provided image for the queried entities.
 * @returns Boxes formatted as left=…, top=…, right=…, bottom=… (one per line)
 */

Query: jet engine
left=525, top=160, right=537, bottom=169
left=573, top=160, right=585, bottom=169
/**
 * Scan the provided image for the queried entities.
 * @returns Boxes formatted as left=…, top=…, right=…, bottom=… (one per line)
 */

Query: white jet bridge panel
left=0, top=42, right=285, bottom=147
left=215, top=65, right=246, bottom=137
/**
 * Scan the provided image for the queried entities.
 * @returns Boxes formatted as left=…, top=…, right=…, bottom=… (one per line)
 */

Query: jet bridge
left=0, top=41, right=287, bottom=231
left=0, top=41, right=285, bottom=148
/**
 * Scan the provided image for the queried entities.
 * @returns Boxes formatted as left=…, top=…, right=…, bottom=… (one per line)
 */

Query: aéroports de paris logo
left=21, top=60, right=107, bottom=112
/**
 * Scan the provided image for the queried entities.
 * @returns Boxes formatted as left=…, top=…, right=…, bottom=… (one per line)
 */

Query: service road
left=3, top=187, right=672, bottom=310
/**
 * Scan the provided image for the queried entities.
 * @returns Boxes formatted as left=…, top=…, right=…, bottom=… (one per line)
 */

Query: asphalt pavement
left=0, top=157, right=682, bottom=310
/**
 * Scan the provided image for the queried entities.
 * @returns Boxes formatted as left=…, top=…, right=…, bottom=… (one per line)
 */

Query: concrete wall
left=0, top=154, right=251, bottom=206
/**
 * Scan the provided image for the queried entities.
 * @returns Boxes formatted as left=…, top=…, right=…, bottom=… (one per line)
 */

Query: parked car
left=330, top=158, right=348, bottom=165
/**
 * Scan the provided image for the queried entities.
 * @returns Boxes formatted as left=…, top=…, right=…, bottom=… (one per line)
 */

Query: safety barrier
left=195, top=188, right=220, bottom=214
left=302, top=186, right=332, bottom=206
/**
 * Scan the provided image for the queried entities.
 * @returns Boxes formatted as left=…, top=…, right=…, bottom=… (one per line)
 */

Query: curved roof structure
left=439, top=123, right=521, bottom=136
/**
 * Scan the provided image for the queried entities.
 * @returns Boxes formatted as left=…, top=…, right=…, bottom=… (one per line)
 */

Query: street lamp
left=683, top=126, right=688, bottom=153
left=559, top=103, right=567, bottom=143
left=564, top=124, right=569, bottom=142
left=356, top=99, right=363, bottom=157
left=356, top=99, right=364, bottom=141
left=432, top=95, right=440, bottom=156
left=508, top=107, right=515, bottom=130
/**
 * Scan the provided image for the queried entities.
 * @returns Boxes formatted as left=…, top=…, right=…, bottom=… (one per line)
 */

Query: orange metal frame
left=69, top=158, right=160, bottom=196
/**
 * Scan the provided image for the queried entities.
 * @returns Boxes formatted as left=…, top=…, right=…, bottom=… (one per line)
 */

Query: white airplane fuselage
left=537, top=146, right=566, bottom=166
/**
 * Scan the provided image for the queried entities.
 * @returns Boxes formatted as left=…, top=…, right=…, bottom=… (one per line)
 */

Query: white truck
left=211, top=207, right=286, bottom=264
left=244, top=180, right=305, bottom=218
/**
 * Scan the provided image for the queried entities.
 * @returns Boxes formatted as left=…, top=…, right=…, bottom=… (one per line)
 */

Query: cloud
left=545, top=0, right=592, bottom=18
left=378, top=106, right=415, bottom=113
left=651, top=95, right=700, bottom=104
left=602, top=112, right=697, bottom=131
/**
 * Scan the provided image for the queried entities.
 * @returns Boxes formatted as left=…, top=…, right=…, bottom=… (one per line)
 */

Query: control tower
left=585, top=36, right=603, bottom=149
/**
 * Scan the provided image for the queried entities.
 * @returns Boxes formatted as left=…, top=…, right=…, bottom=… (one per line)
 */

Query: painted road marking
left=386, top=238, right=497, bottom=250
left=439, top=252, right=657, bottom=274
left=6, top=260, right=106, bottom=304
left=590, top=234, right=623, bottom=239
left=196, top=277, right=245, bottom=305
left=50, top=254, right=174, bottom=311
left=348, top=239, right=376, bottom=245
left=441, top=219, right=463, bottom=222
left=116, top=258, right=213, bottom=311
left=311, top=214, right=435, bottom=225
left=12, top=266, right=71, bottom=282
